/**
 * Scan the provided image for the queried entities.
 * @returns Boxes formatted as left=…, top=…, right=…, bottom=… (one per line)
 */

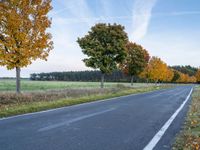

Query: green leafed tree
left=77, top=23, right=128, bottom=88
left=171, top=70, right=180, bottom=82
left=0, top=0, right=53, bottom=93
left=120, top=42, right=150, bottom=86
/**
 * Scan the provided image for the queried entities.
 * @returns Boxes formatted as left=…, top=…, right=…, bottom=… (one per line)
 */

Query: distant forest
left=30, top=70, right=136, bottom=82
left=30, top=65, right=198, bottom=82
left=170, top=65, right=198, bottom=76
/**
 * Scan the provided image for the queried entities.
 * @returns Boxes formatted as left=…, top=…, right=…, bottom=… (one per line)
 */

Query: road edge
left=143, top=87, right=193, bottom=150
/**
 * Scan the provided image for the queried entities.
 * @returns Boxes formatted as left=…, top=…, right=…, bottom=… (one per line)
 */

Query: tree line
left=30, top=65, right=200, bottom=84
left=76, top=23, right=200, bottom=87
left=30, top=70, right=137, bottom=82
left=170, top=65, right=197, bottom=76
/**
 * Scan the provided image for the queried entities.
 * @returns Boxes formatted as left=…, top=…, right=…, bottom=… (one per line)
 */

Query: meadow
left=0, top=79, right=155, bottom=92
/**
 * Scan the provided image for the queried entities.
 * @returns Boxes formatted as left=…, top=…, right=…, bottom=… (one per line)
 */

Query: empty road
left=0, top=86, right=193, bottom=150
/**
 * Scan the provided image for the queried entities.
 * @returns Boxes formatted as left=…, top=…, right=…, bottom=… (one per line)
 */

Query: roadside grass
left=0, top=85, right=169, bottom=118
left=173, top=86, right=200, bottom=150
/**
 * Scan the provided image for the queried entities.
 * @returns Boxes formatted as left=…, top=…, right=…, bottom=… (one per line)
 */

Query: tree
left=77, top=23, right=128, bottom=88
left=0, top=0, right=53, bottom=93
left=164, top=68, right=174, bottom=82
left=140, top=57, right=169, bottom=83
left=120, top=42, right=150, bottom=86
left=195, top=69, right=200, bottom=83
left=171, top=70, right=180, bottom=82
left=188, top=76, right=196, bottom=83
left=176, top=72, right=192, bottom=83
left=171, top=65, right=198, bottom=76
left=139, top=65, right=151, bottom=83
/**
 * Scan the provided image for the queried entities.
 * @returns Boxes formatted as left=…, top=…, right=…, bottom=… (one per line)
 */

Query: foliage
left=165, top=68, right=174, bottom=82
left=0, top=0, right=53, bottom=69
left=171, top=70, right=181, bottom=82
left=195, top=69, right=200, bottom=83
left=176, top=71, right=196, bottom=83
left=140, top=56, right=173, bottom=82
left=0, top=0, right=53, bottom=93
left=29, top=67, right=197, bottom=84
left=171, top=65, right=198, bottom=77
left=120, top=42, right=150, bottom=77
left=77, top=23, right=128, bottom=74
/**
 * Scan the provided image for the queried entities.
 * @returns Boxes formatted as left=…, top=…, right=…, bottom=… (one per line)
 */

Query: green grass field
left=0, top=79, right=156, bottom=92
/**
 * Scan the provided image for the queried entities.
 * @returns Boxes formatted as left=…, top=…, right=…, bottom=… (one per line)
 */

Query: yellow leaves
left=184, top=136, right=200, bottom=150
left=0, top=0, right=53, bottom=70
left=174, top=88, right=200, bottom=150
left=140, top=56, right=173, bottom=82
left=190, top=119, right=198, bottom=127
left=140, top=57, right=197, bottom=83
left=196, top=69, right=200, bottom=82
left=175, top=71, right=197, bottom=83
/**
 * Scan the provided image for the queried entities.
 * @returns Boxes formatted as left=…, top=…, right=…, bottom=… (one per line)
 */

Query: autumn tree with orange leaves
left=140, top=57, right=173, bottom=83
left=195, top=69, right=200, bottom=83
left=165, top=68, right=174, bottom=82
left=0, top=0, right=53, bottom=93
left=120, top=42, right=150, bottom=86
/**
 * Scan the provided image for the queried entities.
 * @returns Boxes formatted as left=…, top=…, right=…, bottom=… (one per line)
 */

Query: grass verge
left=0, top=86, right=166, bottom=118
left=173, top=86, right=200, bottom=150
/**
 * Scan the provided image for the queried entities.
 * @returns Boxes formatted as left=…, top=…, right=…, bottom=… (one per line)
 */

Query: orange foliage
left=140, top=56, right=174, bottom=82
left=165, top=68, right=174, bottom=82
left=195, top=69, right=200, bottom=83
left=188, top=76, right=197, bottom=83
left=140, top=57, right=197, bottom=83
left=176, top=72, right=196, bottom=83
left=0, top=0, right=53, bottom=70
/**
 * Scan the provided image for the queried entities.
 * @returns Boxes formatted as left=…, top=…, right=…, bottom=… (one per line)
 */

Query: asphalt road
left=0, top=86, right=193, bottom=150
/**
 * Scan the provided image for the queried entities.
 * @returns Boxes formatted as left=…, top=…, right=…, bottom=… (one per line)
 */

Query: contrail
left=131, top=0, right=157, bottom=42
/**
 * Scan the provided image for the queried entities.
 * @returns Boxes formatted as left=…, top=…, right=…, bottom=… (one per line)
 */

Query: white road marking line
left=143, top=88, right=193, bottom=150
left=38, top=107, right=116, bottom=132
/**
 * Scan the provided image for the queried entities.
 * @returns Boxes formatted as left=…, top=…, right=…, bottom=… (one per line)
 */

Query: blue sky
left=1, top=0, right=200, bottom=77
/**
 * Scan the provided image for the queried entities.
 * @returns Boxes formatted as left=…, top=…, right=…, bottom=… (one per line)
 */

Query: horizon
left=0, top=0, right=200, bottom=77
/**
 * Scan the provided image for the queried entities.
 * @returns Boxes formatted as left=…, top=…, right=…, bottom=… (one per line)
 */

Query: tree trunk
left=101, top=73, right=105, bottom=88
left=16, top=67, right=21, bottom=94
left=147, top=79, right=149, bottom=84
left=131, top=75, right=134, bottom=86
left=155, top=80, right=158, bottom=86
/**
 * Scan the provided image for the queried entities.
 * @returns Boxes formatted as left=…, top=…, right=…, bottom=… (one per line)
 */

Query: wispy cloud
left=58, top=0, right=94, bottom=26
left=158, top=11, right=200, bottom=16
left=131, top=0, right=157, bottom=42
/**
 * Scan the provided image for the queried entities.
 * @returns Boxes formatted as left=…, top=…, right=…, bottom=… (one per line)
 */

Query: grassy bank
left=173, top=86, right=200, bottom=150
left=0, top=85, right=168, bottom=118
